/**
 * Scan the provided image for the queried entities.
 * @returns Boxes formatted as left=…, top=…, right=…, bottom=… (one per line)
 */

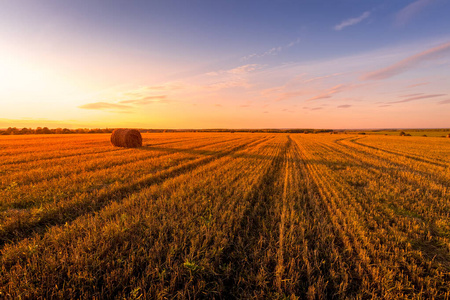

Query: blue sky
left=1, top=0, right=450, bottom=128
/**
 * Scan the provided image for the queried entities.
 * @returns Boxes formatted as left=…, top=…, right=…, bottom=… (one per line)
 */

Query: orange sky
left=1, top=1, right=450, bottom=129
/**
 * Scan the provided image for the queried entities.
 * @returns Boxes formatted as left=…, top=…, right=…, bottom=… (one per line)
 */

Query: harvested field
left=0, top=133, right=449, bottom=299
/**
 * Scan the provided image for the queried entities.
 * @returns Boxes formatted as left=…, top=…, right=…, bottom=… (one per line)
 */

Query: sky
left=1, top=0, right=450, bottom=129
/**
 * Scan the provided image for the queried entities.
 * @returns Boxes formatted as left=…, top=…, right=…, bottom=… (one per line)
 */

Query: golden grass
left=0, top=133, right=449, bottom=298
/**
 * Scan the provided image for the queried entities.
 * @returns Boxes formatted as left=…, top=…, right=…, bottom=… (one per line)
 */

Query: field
left=356, top=129, right=450, bottom=137
left=1, top=132, right=450, bottom=299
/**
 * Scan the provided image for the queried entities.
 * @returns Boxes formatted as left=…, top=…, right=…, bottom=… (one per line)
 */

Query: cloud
left=334, top=11, right=370, bottom=31
left=265, top=73, right=348, bottom=102
left=390, top=93, right=445, bottom=104
left=438, top=99, right=450, bottom=105
left=407, top=82, right=430, bottom=88
left=303, top=107, right=323, bottom=111
left=79, top=92, right=170, bottom=113
left=399, top=93, right=424, bottom=98
left=309, top=94, right=333, bottom=101
left=144, top=82, right=184, bottom=91
left=303, top=73, right=344, bottom=83
left=275, top=91, right=308, bottom=102
left=243, top=48, right=281, bottom=60
left=242, top=38, right=300, bottom=60
left=361, top=41, right=450, bottom=80
left=287, top=38, right=301, bottom=47
left=122, top=83, right=183, bottom=97
left=227, top=64, right=263, bottom=75
left=308, top=84, right=347, bottom=101
left=395, top=0, right=434, bottom=26
left=78, top=102, right=132, bottom=112
left=337, top=104, right=352, bottom=109
left=207, top=64, right=264, bottom=76
left=120, top=95, right=167, bottom=105
left=203, top=78, right=250, bottom=90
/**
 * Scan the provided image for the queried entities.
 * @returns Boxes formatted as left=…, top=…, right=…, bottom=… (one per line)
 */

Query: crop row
left=0, top=133, right=449, bottom=298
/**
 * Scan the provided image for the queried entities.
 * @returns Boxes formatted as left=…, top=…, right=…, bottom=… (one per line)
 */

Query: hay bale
left=111, top=129, right=142, bottom=148
left=447, top=134, right=450, bottom=138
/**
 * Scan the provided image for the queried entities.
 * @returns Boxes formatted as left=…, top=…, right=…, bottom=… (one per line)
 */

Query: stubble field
left=0, top=132, right=449, bottom=299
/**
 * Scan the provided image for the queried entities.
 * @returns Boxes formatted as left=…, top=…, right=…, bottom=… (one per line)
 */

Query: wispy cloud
left=227, top=64, right=263, bottom=75
left=120, top=95, right=168, bottom=105
left=406, top=82, right=430, bottom=88
left=399, top=93, right=424, bottom=98
left=78, top=102, right=132, bottom=112
left=334, top=11, right=370, bottom=31
left=123, top=83, right=184, bottom=94
left=361, top=41, right=450, bottom=80
left=303, top=107, right=323, bottom=111
left=199, top=64, right=262, bottom=91
left=303, top=73, right=344, bottom=83
left=265, top=73, right=347, bottom=102
left=242, top=38, right=300, bottom=60
left=390, top=93, right=445, bottom=104
left=206, top=64, right=264, bottom=76
left=337, top=104, right=352, bottom=109
left=438, top=99, right=450, bottom=105
left=202, top=78, right=251, bottom=90
left=308, top=84, right=347, bottom=101
left=79, top=88, right=171, bottom=113
left=395, top=0, right=434, bottom=26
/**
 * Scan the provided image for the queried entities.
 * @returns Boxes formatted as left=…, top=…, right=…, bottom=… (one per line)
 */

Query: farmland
left=0, top=133, right=449, bottom=299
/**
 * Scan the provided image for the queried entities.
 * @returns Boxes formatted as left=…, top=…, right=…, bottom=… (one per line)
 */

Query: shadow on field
left=0, top=138, right=270, bottom=251
left=140, top=145, right=278, bottom=161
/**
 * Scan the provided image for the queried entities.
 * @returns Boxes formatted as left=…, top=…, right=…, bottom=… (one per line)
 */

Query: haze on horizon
left=1, top=0, right=450, bottom=129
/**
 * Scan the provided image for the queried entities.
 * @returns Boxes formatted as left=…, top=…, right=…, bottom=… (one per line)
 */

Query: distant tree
left=6, top=127, right=17, bottom=135
left=42, top=127, right=52, bottom=134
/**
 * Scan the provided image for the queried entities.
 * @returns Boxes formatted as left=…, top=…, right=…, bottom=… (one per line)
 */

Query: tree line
left=0, top=127, right=114, bottom=135
left=1, top=127, right=333, bottom=135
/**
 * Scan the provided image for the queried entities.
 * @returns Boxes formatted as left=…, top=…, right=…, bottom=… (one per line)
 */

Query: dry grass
left=0, top=133, right=449, bottom=299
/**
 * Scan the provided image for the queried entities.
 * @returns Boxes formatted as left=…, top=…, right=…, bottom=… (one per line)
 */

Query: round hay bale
left=111, top=129, right=142, bottom=148
left=447, top=133, right=450, bottom=138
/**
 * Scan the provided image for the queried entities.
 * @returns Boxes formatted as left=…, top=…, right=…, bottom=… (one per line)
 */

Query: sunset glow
left=1, top=0, right=450, bottom=129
